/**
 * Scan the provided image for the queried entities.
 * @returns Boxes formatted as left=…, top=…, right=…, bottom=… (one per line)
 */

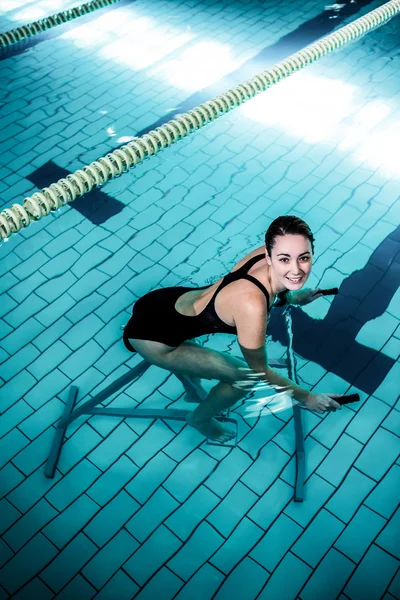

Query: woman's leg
left=130, top=338, right=249, bottom=441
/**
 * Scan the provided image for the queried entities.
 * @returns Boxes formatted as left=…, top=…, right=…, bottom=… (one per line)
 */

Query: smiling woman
left=124, top=215, right=344, bottom=442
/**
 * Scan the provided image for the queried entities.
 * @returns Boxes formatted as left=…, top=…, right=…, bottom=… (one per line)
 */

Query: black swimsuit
left=123, top=254, right=287, bottom=351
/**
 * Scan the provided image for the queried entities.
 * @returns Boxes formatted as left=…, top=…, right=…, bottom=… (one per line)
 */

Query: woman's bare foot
left=186, top=412, right=235, bottom=442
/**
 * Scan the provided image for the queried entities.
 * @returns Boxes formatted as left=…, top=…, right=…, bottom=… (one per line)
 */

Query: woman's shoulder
left=231, top=245, right=265, bottom=273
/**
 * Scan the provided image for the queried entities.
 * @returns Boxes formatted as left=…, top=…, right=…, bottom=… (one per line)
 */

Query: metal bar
left=57, top=360, right=150, bottom=428
left=293, top=404, right=305, bottom=502
left=44, top=386, right=78, bottom=478
left=87, top=407, right=190, bottom=420
left=284, top=309, right=305, bottom=502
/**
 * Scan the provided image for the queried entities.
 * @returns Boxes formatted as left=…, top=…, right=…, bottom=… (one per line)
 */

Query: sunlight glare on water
left=242, top=70, right=400, bottom=178
left=61, top=8, right=194, bottom=69
left=150, top=41, right=238, bottom=91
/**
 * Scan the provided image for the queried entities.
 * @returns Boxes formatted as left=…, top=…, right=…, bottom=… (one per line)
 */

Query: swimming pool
left=0, top=0, right=399, bottom=598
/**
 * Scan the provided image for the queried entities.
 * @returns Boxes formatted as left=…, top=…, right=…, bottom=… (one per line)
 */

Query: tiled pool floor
left=0, top=0, right=399, bottom=598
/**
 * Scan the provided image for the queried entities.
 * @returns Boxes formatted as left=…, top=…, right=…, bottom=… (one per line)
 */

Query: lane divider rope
left=1, top=0, right=399, bottom=241
left=0, top=0, right=121, bottom=48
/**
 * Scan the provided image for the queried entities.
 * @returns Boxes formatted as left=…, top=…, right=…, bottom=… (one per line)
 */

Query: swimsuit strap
left=240, top=274, right=270, bottom=311
left=209, top=253, right=269, bottom=306
left=237, top=253, right=265, bottom=273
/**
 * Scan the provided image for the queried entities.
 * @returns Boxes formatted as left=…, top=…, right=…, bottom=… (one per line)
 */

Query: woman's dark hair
left=265, top=215, right=315, bottom=256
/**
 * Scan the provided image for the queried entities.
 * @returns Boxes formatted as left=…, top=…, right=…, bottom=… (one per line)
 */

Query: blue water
left=0, top=0, right=399, bottom=598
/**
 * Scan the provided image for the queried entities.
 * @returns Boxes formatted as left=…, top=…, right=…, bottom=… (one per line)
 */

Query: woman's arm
left=233, top=292, right=341, bottom=412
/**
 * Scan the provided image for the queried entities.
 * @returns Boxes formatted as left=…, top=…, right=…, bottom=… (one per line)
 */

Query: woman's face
left=266, top=234, right=313, bottom=291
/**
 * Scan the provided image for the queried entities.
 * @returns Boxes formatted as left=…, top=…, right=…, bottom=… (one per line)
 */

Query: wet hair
left=265, top=215, right=315, bottom=256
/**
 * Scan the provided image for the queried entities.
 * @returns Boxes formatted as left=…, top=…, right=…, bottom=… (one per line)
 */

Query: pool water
left=0, top=1, right=399, bottom=598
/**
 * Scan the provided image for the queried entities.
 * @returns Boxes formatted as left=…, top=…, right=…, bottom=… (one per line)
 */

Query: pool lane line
left=0, top=0, right=123, bottom=49
left=0, top=0, right=399, bottom=242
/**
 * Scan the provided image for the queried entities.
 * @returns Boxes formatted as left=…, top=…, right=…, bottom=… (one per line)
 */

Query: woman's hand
left=304, top=393, right=342, bottom=414
left=289, top=288, right=324, bottom=306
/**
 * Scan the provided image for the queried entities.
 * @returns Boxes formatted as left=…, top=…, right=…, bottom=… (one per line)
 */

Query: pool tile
left=87, top=422, right=137, bottom=472
left=162, top=425, right=204, bottom=462
left=64, top=292, right=105, bottom=325
left=3, top=498, right=57, bottom=552
left=0, top=400, right=33, bottom=439
left=284, top=474, right=335, bottom=527
left=131, top=205, right=164, bottom=230
left=374, top=361, right=400, bottom=406
left=0, top=293, right=17, bottom=320
left=39, top=249, right=79, bottom=279
left=356, top=312, right=399, bottom=352
left=0, top=500, right=21, bottom=536
left=344, top=544, right=398, bottom=600
left=214, top=557, right=268, bottom=600
left=11, top=578, right=53, bottom=600
left=25, top=341, right=71, bottom=381
left=133, top=567, right=183, bottom=600
left=82, top=530, right=139, bottom=590
left=124, top=525, right=182, bottom=585
left=14, top=231, right=53, bottom=262
left=84, top=491, right=140, bottom=547
left=175, top=563, right=224, bottom=600
left=239, top=415, right=286, bottom=460
left=382, top=409, right=400, bottom=437
left=163, top=449, right=217, bottom=502
left=167, top=521, right=223, bottom=581
left=301, top=548, right=354, bottom=600
left=43, top=229, right=82, bottom=258
left=0, top=344, right=40, bottom=382
left=126, top=487, right=179, bottom=542
left=292, top=509, right=344, bottom=567
left=18, top=398, right=64, bottom=441
left=25, top=369, right=70, bottom=409
left=56, top=424, right=103, bottom=474
left=251, top=513, right=303, bottom=571
left=335, top=505, right=386, bottom=562
left=126, top=452, right=176, bottom=504
left=345, top=396, right=391, bottom=444
left=125, top=262, right=168, bottom=297
left=166, top=485, right=219, bottom=541
left=211, top=517, right=264, bottom=574
left=316, top=433, right=363, bottom=487
left=355, top=428, right=400, bottom=481
left=1, top=317, right=44, bottom=355
left=36, top=271, right=77, bottom=303
left=41, top=533, right=98, bottom=593
left=95, top=570, right=139, bottom=600
left=206, top=447, right=252, bottom=498
left=249, top=478, right=293, bottom=530
left=376, top=507, right=400, bottom=559
left=61, top=314, right=104, bottom=351
left=127, top=420, right=175, bottom=467
left=0, top=533, right=57, bottom=595
left=0, top=429, right=29, bottom=470
left=257, top=552, right=312, bottom=600
left=160, top=241, right=196, bottom=270
left=0, top=539, right=13, bottom=570
left=326, top=467, right=375, bottom=522
left=389, top=569, right=400, bottom=598
left=208, top=481, right=258, bottom=537
left=281, top=436, right=329, bottom=487
left=158, top=222, right=194, bottom=250
left=46, top=460, right=102, bottom=511
left=311, top=406, right=355, bottom=448
left=43, top=494, right=100, bottom=549
left=241, top=441, right=291, bottom=496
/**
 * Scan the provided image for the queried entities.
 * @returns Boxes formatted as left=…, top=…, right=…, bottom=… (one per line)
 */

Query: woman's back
left=175, top=245, right=271, bottom=326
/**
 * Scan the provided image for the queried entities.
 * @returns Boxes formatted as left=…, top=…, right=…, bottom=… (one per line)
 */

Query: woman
left=123, top=215, right=342, bottom=442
